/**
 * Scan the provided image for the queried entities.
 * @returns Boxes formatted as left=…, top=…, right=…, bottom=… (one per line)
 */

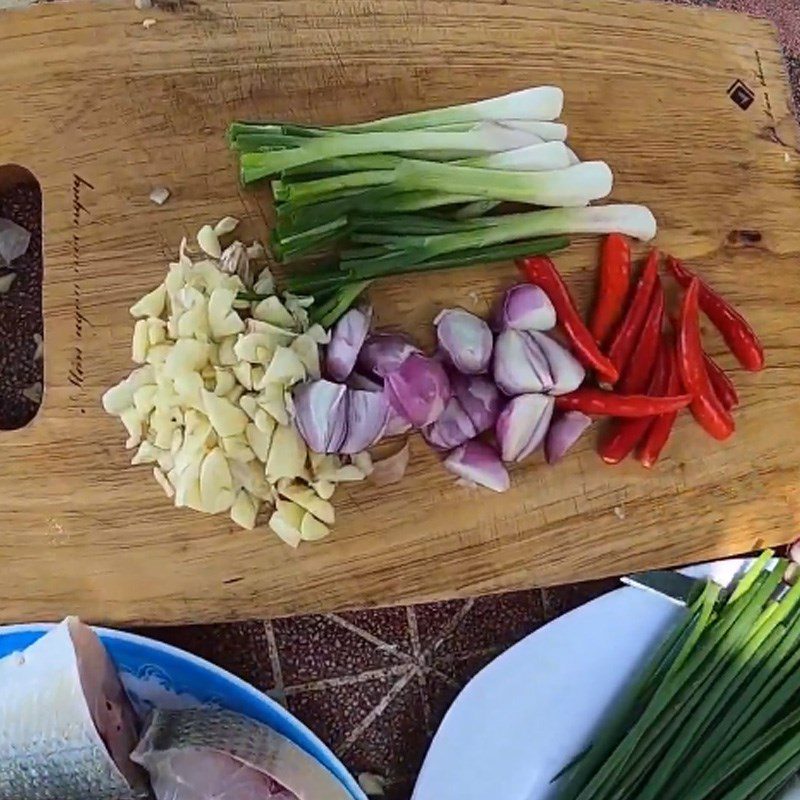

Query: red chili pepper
left=638, top=347, right=682, bottom=468
left=517, top=256, right=619, bottom=383
left=617, top=279, right=665, bottom=394
left=607, top=249, right=659, bottom=378
left=676, top=279, right=735, bottom=441
left=590, top=234, right=631, bottom=346
left=704, top=353, right=739, bottom=411
left=599, top=341, right=669, bottom=465
left=666, top=257, right=764, bottom=371
left=555, top=388, right=691, bottom=417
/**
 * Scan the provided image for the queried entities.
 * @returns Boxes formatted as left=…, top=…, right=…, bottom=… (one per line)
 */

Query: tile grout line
left=263, top=619, right=287, bottom=706
left=327, top=611, right=415, bottom=663
left=406, top=605, right=433, bottom=733
left=281, top=663, right=411, bottom=696
left=419, top=598, right=476, bottom=661
left=338, top=664, right=419, bottom=756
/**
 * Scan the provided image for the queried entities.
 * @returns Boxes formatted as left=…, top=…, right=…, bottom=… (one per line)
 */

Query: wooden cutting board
left=1, top=0, right=799, bottom=626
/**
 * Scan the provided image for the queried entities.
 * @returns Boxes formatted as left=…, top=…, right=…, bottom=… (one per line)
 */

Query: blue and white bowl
left=0, top=623, right=367, bottom=800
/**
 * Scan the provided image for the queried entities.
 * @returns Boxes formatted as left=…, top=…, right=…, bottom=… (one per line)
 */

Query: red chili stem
left=590, top=234, right=631, bottom=347
left=676, top=279, right=735, bottom=441
left=638, top=347, right=682, bottom=468
left=666, top=256, right=764, bottom=372
left=703, top=352, right=739, bottom=411
left=617, top=279, right=665, bottom=394
left=555, top=388, right=691, bottom=418
left=599, top=340, right=669, bottom=465
left=517, top=256, right=619, bottom=383
left=607, top=249, right=660, bottom=378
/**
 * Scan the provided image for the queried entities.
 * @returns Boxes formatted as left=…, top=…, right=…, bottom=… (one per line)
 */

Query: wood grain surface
left=0, top=0, right=799, bottom=625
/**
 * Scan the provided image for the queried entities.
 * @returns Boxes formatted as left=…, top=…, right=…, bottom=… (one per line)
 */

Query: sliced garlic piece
left=245, top=420, right=274, bottom=463
left=221, top=434, right=255, bottom=463
left=131, top=320, right=150, bottom=364
left=165, top=260, right=190, bottom=296
left=101, top=366, right=155, bottom=415
left=208, top=287, right=245, bottom=340
left=147, top=318, right=167, bottom=346
left=164, top=339, right=209, bottom=377
left=351, top=451, right=374, bottom=476
left=132, top=384, right=158, bottom=417
left=306, top=323, right=332, bottom=344
left=200, top=447, right=234, bottom=514
left=266, top=424, right=306, bottom=481
left=232, top=361, right=253, bottom=391
left=239, top=393, right=258, bottom=421
left=253, top=408, right=274, bottom=434
left=130, top=283, right=167, bottom=319
left=290, top=334, right=321, bottom=379
left=278, top=481, right=335, bottom=525
left=176, top=287, right=210, bottom=340
left=255, top=383, right=289, bottom=426
left=253, top=296, right=296, bottom=329
left=231, top=490, right=258, bottom=530
left=174, top=459, right=203, bottom=511
left=214, top=216, right=239, bottom=237
left=311, top=480, right=335, bottom=501
left=300, top=512, right=330, bottom=542
left=146, top=343, right=172, bottom=366
left=218, top=336, right=238, bottom=366
left=213, top=368, right=236, bottom=397
left=230, top=460, right=274, bottom=502
left=283, top=293, right=314, bottom=330
left=332, top=464, right=368, bottom=482
left=120, top=407, right=143, bottom=449
left=264, top=346, right=305, bottom=386
left=153, top=466, right=175, bottom=498
left=169, top=428, right=183, bottom=456
left=234, top=332, right=279, bottom=365
left=202, top=389, right=248, bottom=437
left=252, top=265, right=274, bottom=295
left=173, top=371, right=204, bottom=409
left=268, top=500, right=304, bottom=548
left=245, top=318, right=298, bottom=344
left=182, top=409, right=214, bottom=454
left=131, top=440, right=164, bottom=465
left=197, top=224, right=222, bottom=259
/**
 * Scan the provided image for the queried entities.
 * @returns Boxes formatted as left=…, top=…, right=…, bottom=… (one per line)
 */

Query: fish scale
left=0, top=619, right=149, bottom=800
left=133, top=708, right=354, bottom=800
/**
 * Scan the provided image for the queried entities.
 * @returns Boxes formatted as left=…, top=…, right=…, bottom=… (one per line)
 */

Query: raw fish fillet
left=132, top=707, right=353, bottom=800
left=0, top=617, right=149, bottom=800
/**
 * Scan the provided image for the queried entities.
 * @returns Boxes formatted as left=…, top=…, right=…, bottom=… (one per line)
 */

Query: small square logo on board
left=727, top=79, right=755, bottom=110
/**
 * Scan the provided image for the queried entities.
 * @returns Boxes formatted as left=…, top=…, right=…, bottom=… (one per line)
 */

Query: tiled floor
left=137, top=580, right=619, bottom=798
left=3, top=0, right=799, bottom=796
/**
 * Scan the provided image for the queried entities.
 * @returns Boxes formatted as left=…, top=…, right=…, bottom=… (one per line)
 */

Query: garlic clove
left=153, top=467, right=175, bottom=498
left=300, top=513, right=330, bottom=542
left=230, top=490, right=258, bottom=530
left=214, top=216, right=239, bottom=237
left=197, top=224, right=222, bottom=259
left=221, top=434, right=256, bottom=463
left=253, top=296, right=297, bottom=329
left=246, top=421, right=274, bottom=463
left=199, top=448, right=234, bottom=514
left=202, top=389, right=248, bottom=437
left=130, top=283, right=167, bottom=319
left=278, top=481, right=335, bottom=525
left=266, top=424, right=307, bottom=480
left=269, top=499, right=304, bottom=547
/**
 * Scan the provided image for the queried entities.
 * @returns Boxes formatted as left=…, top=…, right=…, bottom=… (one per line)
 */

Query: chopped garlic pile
left=102, top=220, right=372, bottom=545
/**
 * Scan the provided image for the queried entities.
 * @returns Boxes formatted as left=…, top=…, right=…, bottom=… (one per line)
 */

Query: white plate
left=412, top=558, right=748, bottom=800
